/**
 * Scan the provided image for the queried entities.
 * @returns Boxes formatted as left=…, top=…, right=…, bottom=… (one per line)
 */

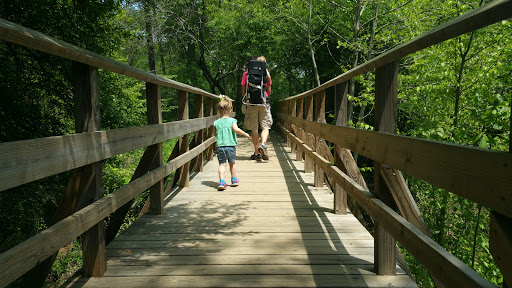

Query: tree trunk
left=308, top=0, right=320, bottom=87
left=347, top=0, right=362, bottom=123
left=143, top=0, right=156, bottom=74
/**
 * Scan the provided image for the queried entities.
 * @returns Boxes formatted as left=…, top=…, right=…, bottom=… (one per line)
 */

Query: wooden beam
left=373, top=61, right=399, bottom=275
left=314, top=91, right=326, bottom=188
left=278, top=113, right=512, bottom=219
left=178, top=90, right=190, bottom=187
left=71, top=62, right=106, bottom=277
left=0, top=136, right=216, bottom=288
left=205, top=98, right=215, bottom=161
left=334, top=82, right=349, bottom=215
left=0, top=116, right=217, bottom=192
left=379, top=168, right=429, bottom=235
left=296, top=98, right=304, bottom=162
left=105, top=145, right=158, bottom=244
left=281, top=0, right=512, bottom=102
left=193, top=94, right=204, bottom=172
left=304, top=95, right=314, bottom=173
left=146, top=83, right=164, bottom=215
left=490, top=211, right=512, bottom=288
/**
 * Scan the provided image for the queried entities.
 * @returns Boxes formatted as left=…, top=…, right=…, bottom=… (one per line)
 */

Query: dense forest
left=0, top=0, right=510, bottom=287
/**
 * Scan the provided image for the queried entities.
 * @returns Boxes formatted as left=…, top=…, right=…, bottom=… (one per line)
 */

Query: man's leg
left=252, top=130, right=260, bottom=154
left=261, top=129, right=269, bottom=146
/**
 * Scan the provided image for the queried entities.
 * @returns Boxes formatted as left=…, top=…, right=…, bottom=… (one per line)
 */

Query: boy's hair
left=217, top=96, right=232, bottom=115
left=257, top=56, right=267, bottom=62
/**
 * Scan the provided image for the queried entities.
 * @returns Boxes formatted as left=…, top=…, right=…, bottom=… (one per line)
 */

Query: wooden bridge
left=1, top=1, right=511, bottom=287
left=62, top=137, right=416, bottom=287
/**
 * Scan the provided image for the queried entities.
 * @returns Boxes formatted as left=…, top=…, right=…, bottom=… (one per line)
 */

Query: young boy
left=213, top=96, right=251, bottom=190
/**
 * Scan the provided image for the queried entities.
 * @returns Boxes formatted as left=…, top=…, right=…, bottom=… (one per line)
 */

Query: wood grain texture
left=278, top=113, right=512, bottom=219
left=279, top=123, right=494, bottom=288
left=60, top=136, right=415, bottom=288
left=0, top=137, right=216, bottom=287
left=0, top=116, right=218, bottom=192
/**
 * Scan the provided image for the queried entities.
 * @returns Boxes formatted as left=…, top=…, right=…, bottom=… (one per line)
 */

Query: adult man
left=241, top=56, right=273, bottom=161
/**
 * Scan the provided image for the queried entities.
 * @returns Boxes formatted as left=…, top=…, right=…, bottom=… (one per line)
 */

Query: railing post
left=374, top=61, right=399, bottom=275
left=290, top=99, right=297, bottom=156
left=194, top=94, right=204, bottom=172
left=314, top=90, right=326, bottom=187
left=146, top=82, right=163, bottom=215
left=72, top=62, right=107, bottom=277
left=334, top=82, right=349, bottom=214
left=490, top=211, right=512, bottom=288
left=286, top=101, right=291, bottom=148
left=205, top=97, right=215, bottom=161
left=304, top=95, right=314, bottom=173
left=178, top=89, right=190, bottom=187
left=296, top=98, right=304, bottom=162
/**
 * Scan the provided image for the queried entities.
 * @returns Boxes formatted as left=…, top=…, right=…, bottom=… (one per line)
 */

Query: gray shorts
left=245, top=105, right=273, bottom=131
left=217, top=146, right=236, bottom=164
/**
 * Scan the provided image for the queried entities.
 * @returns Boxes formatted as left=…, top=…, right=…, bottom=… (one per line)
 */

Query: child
left=256, top=56, right=272, bottom=106
left=213, top=96, right=251, bottom=190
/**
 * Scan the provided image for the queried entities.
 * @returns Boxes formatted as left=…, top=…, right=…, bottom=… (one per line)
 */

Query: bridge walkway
left=64, top=135, right=417, bottom=287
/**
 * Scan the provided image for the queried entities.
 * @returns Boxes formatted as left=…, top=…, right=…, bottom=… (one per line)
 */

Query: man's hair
left=217, top=97, right=232, bottom=115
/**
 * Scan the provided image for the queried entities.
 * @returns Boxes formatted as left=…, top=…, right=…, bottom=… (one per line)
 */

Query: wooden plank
left=105, top=254, right=377, bottom=266
left=0, top=18, right=219, bottom=100
left=278, top=113, right=512, bottom=219
left=101, top=264, right=379, bottom=276
left=333, top=82, right=349, bottom=214
left=0, top=137, right=215, bottom=288
left=146, top=82, right=164, bottom=215
left=314, top=91, right=326, bottom=187
left=178, top=90, right=190, bottom=187
left=106, top=246, right=374, bottom=257
left=107, top=239, right=376, bottom=249
left=304, top=95, right=314, bottom=173
left=296, top=98, right=304, bottom=161
left=380, top=168, right=429, bottom=235
left=72, top=62, right=106, bottom=277
left=115, top=232, right=374, bottom=241
left=63, top=274, right=418, bottom=288
left=0, top=116, right=218, bottom=192
left=489, top=211, right=512, bottom=288
left=193, top=94, right=204, bottom=172
left=105, top=145, right=159, bottom=244
left=281, top=0, right=512, bottom=102
left=373, top=61, right=398, bottom=275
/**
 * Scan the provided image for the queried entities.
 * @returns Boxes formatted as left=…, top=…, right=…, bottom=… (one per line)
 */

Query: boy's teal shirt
left=214, top=117, right=238, bottom=147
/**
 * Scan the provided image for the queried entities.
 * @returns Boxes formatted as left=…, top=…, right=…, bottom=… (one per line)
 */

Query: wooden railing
left=277, top=1, right=512, bottom=287
left=0, top=18, right=225, bottom=287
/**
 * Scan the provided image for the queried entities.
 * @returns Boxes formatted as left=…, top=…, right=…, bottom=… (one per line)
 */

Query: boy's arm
left=232, top=122, right=250, bottom=139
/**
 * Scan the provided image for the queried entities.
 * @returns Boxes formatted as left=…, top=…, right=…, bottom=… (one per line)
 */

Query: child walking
left=213, top=96, right=251, bottom=190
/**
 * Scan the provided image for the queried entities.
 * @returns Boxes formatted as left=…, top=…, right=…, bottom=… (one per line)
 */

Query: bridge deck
left=64, top=135, right=417, bottom=287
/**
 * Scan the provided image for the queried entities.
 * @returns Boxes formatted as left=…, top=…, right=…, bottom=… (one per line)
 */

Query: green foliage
left=47, top=239, right=83, bottom=288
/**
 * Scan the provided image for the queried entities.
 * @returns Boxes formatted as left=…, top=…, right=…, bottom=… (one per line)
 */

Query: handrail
left=0, top=17, right=224, bottom=287
left=278, top=113, right=512, bottom=219
left=282, top=0, right=512, bottom=101
left=276, top=0, right=512, bottom=287
left=278, top=123, right=493, bottom=288
left=0, top=18, right=217, bottom=99
left=0, top=117, right=217, bottom=192
left=0, top=137, right=216, bottom=287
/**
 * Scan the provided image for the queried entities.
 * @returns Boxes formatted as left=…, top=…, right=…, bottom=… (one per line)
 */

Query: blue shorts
left=217, top=146, right=236, bottom=164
